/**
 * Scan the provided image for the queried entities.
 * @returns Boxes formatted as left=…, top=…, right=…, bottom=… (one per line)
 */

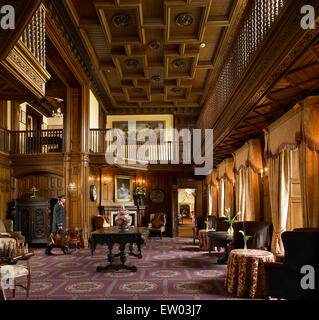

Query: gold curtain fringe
left=233, top=160, right=262, bottom=175
left=265, top=131, right=319, bottom=159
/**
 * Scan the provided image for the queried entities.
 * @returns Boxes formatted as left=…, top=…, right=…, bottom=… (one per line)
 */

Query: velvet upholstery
left=231, top=221, right=273, bottom=251
left=265, top=231, right=319, bottom=300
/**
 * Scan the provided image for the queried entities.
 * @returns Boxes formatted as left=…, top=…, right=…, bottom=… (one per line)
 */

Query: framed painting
left=115, top=175, right=132, bottom=202
left=113, top=121, right=165, bottom=138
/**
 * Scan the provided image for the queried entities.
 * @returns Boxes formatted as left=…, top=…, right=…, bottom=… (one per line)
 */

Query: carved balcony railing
left=89, top=129, right=192, bottom=164
left=198, top=0, right=286, bottom=130
left=10, top=129, right=63, bottom=155
left=0, top=4, right=50, bottom=98
left=0, top=128, right=10, bottom=154
left=20, top=4, right=46, bottom=69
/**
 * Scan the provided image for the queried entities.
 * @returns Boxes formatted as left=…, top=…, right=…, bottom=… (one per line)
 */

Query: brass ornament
left=172, top=59, right=186, bottom=68
left=112, top=14, right=130, bottom=27
left=124, top=59, right=139, bottom=68
left=175, top=13, right=193, bottom=27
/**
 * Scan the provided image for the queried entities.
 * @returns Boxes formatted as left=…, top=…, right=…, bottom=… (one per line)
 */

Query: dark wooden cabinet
left=11, top=198, right=56, bottom=244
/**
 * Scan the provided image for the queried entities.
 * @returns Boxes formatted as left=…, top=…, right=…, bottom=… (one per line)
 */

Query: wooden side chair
left=0, top=249, right=32, bottom=300
left=148, top=213, right=166, bottom=239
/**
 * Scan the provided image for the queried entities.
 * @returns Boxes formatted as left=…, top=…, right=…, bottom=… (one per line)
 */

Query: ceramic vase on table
left=115, top=204, right=132, bottom=231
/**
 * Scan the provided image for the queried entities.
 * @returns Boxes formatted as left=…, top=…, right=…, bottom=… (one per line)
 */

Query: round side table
left=225, top=249, right=275, bottom=298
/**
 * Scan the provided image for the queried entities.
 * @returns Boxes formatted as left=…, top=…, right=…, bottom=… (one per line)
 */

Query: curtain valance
left=205, top=173, right=212, bottom=185
left=233, top=139, right=263, bottom=174
left=217, top=158, right=234, bottom=182
left=211, top=169, right=218, bottom=187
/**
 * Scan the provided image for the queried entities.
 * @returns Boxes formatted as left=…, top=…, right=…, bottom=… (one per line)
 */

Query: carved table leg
left=96, top=243, right=115, bottom=272
left=96, top=242, right=138, bottom=272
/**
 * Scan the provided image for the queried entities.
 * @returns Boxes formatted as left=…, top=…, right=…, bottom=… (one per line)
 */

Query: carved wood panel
left=17, top=173, right=63, bottom=199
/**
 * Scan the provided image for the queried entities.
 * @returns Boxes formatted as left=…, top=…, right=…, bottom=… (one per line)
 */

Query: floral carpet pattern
left=11, top=237, right=236, bottom=300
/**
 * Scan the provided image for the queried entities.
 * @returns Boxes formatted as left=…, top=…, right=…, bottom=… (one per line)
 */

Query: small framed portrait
left=149, top=189, right=165, bottom=205
left=90, top=185, right=97, bottom=202
left=115, top=175, right=132, bottom=202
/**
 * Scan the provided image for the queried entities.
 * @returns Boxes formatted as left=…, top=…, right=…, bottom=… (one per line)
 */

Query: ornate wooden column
left=171, top=177, right=178, bottom=237
left=63, top=85, right=90, bottom=247
left=80, top=85, right=90, bottom=247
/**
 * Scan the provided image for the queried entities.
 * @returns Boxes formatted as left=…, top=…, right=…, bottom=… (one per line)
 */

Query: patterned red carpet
left=12, top=237, right=235, bottom=300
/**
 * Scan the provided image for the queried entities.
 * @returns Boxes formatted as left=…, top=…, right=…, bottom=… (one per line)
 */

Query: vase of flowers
left=225, top=208, right=240, bottom=235
left=204, top=219, right=209, bottom=231
left=133, top=186, right=147, bottom=206
left=239, top=230, right=252, bottom=253
left=115, top=204, right=132, bottom=231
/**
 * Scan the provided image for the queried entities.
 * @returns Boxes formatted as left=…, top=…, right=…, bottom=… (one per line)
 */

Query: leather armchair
left=148, top=213, right=166, bottom=239
left=265, top=230, right=319, bottom=300
left=229, top=221, right=273, bottom=251
left=209, top=217, right=228, bottom=250
left=0, top=219, right=25, bottom=245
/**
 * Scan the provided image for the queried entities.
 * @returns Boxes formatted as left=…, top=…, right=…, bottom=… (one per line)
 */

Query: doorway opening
left=177, top=188, right=196, bottom=238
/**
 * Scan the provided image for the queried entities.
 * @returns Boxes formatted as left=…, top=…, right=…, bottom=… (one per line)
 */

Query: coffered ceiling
left=62, top=0, right=236, bottom=115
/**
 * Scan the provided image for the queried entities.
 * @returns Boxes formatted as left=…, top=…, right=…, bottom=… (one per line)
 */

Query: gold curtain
left=236, top=169, right=245, bottom=221
left=268, top=150, right=291, bottom=254
left=299, top=97, right=319, bottom=228
left=212, top=169, right=218, bottom=215
left=217, top=158, right=234, bottom=216
left=234, top=139, right=262, bottom=221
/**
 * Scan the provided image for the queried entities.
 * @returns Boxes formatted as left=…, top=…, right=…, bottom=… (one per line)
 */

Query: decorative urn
left=115, top=204, right=132, bottom=231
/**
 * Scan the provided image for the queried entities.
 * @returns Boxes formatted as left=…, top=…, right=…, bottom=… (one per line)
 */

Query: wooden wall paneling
left=0, top=154, right=11, bottom=220
left=0, top=101, right=8, bottom=129
left=88, top=166, right=100, bottom=231
left=16, top=173, right=63, bottom=199
left=287, top=149, right=302, bottom=230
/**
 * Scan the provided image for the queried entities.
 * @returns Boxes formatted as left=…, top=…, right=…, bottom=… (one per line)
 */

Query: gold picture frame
left=115, top=175, right=132, bottom=202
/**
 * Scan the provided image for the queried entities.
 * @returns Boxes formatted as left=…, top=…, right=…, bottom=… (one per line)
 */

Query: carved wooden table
left=89, top=227, right=149, bottom=272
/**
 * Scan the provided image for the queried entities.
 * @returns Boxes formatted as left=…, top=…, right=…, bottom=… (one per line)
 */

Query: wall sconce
left=232, top=179, right=235, bottom=186
left=261, top=168, right=268, bottom=178
left=68, top=182, right=77, bottom=195
left=104, top=176, right=112, bottom=185
left=136, top=179, right=145, bottom=186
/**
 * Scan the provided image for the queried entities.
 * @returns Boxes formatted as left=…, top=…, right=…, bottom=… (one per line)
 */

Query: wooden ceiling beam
left=310, top=48, right=319, bottom=63
left=78, top=19, right=100, bottom=29
left=206, top=16, right=230, bottom=27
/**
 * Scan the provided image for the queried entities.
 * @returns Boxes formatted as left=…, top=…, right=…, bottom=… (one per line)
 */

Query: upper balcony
left=0, top=4, right=50, bottom=100
left=0, top=128, right=192, bottom=164
left=89, top=129, right=192, bottom=166
left=0, top=128, right=63, bottom=155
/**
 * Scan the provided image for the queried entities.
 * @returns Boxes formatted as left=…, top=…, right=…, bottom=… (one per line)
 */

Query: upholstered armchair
left=148, top=213, right=166, bottom=239
left=229, top=221, right=273, bottom=252
left=265, top=230, right=319, bottom=300
left=0, top=219, right=25, bottom=246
